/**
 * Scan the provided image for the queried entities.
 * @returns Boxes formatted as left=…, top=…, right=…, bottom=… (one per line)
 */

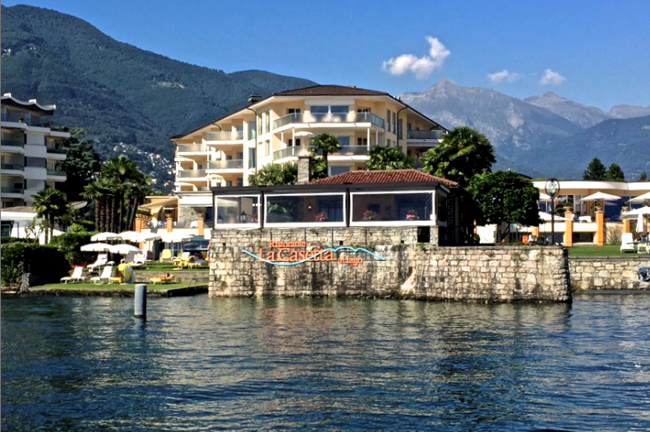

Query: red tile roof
left=273, top=85, right=389, bottom=97
left=309, top=169, right=458, bottom=187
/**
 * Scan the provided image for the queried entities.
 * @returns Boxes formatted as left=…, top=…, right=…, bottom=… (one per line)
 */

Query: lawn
left=32, top=282, right=206, bottom=291
left=567, top=244, right=641, bottom=257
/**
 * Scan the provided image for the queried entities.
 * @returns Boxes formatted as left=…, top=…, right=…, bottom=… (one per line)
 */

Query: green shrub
left=1, top=237, right=33, bottom=244
left=50, top=232, right=96, bottom=265
left=1, top=243, right=70, bottom=286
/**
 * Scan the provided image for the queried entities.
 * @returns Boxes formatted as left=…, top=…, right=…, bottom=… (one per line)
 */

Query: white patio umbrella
left=109, top=243, right=142, bottom=255
left=539, top=211, right=567, bottom=222
left=580, top=192, right=621, bottom=202
left=91, top=232, right=120, bottom=242
left=118, top=231, right=161, bottom=242
left=538, top=192, right=552, bottom=201
left=621, top=206, right=650, bottom=219
left=80, top=242, right=113, bottom=252
left=159, top=232, right=194, bottom=243
left=635, top=213, right=645, bottom=233
left=630, top=191, right=650, bottom=203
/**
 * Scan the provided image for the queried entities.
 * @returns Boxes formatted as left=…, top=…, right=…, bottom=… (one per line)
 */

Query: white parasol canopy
left=635, top=213, right=645, bottom=233
left=621, top=206, right=650, bottom=220
left=91, top=232, right=120, bottom=242
left=118, top=231, right=161, bottom=242
left=159, top=232, right=194, bottom=243
left=580, top=192, right=621, bottom=202
left=109, top=243, right=142, bottom=255
left=539, top=211, right=567, bottom=222
left=80, top=242, right=113, bottom=252
left=630, top=191, right=650, bottom=203
left=538, top=192, right=552, bottom=201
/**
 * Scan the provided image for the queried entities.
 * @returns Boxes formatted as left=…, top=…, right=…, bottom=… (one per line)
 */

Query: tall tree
left=32, top=187, right=69, bottom=243
left=82, top=155, right=153, bottom=232
left=249, top=163, right=298, bottom=186
left=56, top=128, right=101, bottom=202
left=420, top=126, right=495, bottom=187
left=309, top=134, right=342, bottom=177
left=606, top=163, right=625, bottom=181
left=366, top=146, right=414, bottom=170
left=583, top=158, right=607, bottom=180
left=639, top=172, right=648, bottom=181
left=468, top=171, right=540, bottom=241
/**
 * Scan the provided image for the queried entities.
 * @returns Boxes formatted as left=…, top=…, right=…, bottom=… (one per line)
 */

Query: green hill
left=1, top=5, right=315, bottom=189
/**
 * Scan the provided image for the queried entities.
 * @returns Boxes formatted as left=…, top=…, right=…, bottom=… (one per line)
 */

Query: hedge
left=50, top=232, right=97, bottom=266
left=1, top=243, right=70, bottom=286
left=1, top=237, right=33, bottom=244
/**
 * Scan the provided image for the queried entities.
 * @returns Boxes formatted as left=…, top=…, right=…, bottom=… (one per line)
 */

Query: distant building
left=1, top=93, right=69, bottom=208
left=170, top=84, right=447, bottom=227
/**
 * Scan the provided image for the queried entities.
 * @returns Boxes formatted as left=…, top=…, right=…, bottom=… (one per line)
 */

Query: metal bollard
left=134, top=284, right=147, bottom=319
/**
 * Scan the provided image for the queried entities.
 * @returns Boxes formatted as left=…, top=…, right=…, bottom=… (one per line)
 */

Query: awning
left=138, top=197, right=178, bottom=216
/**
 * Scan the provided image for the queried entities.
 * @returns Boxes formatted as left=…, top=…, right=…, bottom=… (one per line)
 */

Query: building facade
left=1, top=93, right=69, bottom=208
left=170, top=84, right=447, bottom=226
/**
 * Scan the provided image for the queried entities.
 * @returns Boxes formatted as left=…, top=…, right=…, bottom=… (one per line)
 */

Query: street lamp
left=545, top=178, right=561, bottom=245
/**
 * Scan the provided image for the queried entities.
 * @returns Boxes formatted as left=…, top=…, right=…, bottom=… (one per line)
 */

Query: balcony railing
left=1, top=163, right=24, bottom=171
left=272, top=112, right=385, bottom=129
left=1, top=140, right=25, bottom=148
left=205, top=131, right=244, bottom=141
left=47, top=169, right=66, bottom=177
left=177, top=169, right=207, bottom=178
left=332, top=145, right=371, bottom=156
left=207, top=159, right=244, bottom=170
left=407, top=130, right=445, bottom=140
left=1, top=187, right=24, bottom=194
left=177, top=143, right=207, bottom=153
left=46, top=146, right=67, bottom=154
left=273, top=146, right=310, bottom=160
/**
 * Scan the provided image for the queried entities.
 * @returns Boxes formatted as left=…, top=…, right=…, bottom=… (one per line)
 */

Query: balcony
left=1, top=140, right=25, bottom=149
left=273, top=112, right=385, bottom=130
left=46, top=146, right=67, bottom=154
left=1, top=163, right=24, bottom=172
left=207, top=159, right=244, bottom=170
left=407, top=130, right=445, bottom=141
left=273, top=146, right=310, bottom=160
left=1, top=186, right=24, bottom=196
left=177, top=169, right=207, bottom=178
left=177, top=143, right=207, bottom=153
left=205, top=131, right=244, bottom=142
left=46, top=169, right=66, bottom=179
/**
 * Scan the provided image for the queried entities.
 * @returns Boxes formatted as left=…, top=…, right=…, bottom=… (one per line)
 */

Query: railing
left=0, top=187, right=24, bottom=194
left=272, top=112, right=386, bottom=129
left=207, top=159, right=244, bottom=170
left=1, top=113, right=30, bottom=124
left=177, top=143, right=207, bottom=152
left=205, top=131, right=244, bottom=141
left=1, top=163, right=24, bottom=170
left=332, top=146, right=371, bottom=156
left=177, top=169, right=207, bottom=178
left=273, top=146, right=310, bottom=160
left=47, top=169, right=66, bottom=177
left=407, top=130, right=445, bottom=140
left=46, top=146, right=67, bottom=154
left=1, top=140, right=25, bottom=148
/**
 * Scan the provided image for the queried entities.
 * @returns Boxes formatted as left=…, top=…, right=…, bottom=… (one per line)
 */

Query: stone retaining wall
left=135, top=271, right=208, bottom=284
left=209, top=228, right=570, bottom=303
left=569, top=256, right=650, bottom=290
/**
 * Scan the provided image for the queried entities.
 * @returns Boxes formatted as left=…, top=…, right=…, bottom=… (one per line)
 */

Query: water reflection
left=2, top=295, right=650, bottom=430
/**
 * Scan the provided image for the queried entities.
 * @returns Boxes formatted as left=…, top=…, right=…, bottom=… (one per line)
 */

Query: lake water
left=2, top=294, right=650, bottom=430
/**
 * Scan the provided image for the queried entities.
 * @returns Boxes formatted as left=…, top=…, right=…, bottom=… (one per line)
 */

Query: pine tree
left=582, top=158, right=607, bottom=180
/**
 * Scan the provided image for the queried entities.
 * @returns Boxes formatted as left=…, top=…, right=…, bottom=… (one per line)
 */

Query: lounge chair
left=131, top=252, right=147, bottom=267
left=90, top=266, right=114, bottom=284
left=621, top=233, right=636, bottom=253
left=87, top=254, right=108, bottom=270
left=61, top=266, right=87, bottom=283
left=159, top=249, right=173, bottom=262
left=173, top=252, right=191, bottom=268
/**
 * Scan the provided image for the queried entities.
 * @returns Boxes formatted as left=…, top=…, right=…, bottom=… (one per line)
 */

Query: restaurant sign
left=242, top=240, right=385, bottom=266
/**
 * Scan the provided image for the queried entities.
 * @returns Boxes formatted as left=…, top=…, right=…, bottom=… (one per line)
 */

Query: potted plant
left=362, top=210, right=377, bottom=221
left=406, top=208, right=419, bottom=220
left=314, top=211, right=328, bottom=222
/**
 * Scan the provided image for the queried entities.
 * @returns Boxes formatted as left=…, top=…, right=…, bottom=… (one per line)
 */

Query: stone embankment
left=209, top=228, right=571, bottom=303
left=569, top=256, right=650, bottom=290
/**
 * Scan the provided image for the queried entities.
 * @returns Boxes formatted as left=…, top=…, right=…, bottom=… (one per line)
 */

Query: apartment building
left=1, top=93, right=69, bottom=207
left=170, top=84, right=446, bottom=224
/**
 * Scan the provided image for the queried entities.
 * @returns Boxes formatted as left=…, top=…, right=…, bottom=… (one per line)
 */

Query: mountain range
left=2, top=5, right=649, bottom=186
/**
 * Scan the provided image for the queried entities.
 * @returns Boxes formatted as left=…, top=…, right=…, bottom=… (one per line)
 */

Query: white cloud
left=540, top=69, right=566, bottom=86
left=382, top=37, right=450, bottom=80
left=487, top=69, right=522, bottom=85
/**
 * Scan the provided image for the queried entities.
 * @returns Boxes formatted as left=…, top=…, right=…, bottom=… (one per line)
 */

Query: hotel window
left=330, top=106, right=349, bottom=114
left=397, top=119, right=403, bottom=139
left=287, top=108, right=301, bottom=114
left=392, top=112, right=397, bottom=133
left=287, top=138, right=301, bottom=147
left=248, top=149, right=256, bottom=169
left=311, top=106, right=328, bottom=114
left=357, top=107, right=371, bottom=113
left=386, top=110, right=391, bottom=132
left=265, top=141, right=270, bottom=156
left=357, top=137, right=368, bottom=146
left=249, top=121, right=257, bottom=140
left=329, top=166, right=350, bottom=176
left=265, top=112, right=270, bottom=132
left=237, top=178, right=243, bottom=186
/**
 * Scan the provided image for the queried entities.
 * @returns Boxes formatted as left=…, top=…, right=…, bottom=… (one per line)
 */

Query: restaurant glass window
left=351, top=192, right=434, bottom=222
left=215, top=195, right=260, bottom=225
left=266, top=194, right=345, bottom=224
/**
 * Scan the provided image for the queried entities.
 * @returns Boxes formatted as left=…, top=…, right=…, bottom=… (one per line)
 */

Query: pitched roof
left=309, top=169, right=458, bottom=187
left=273, top=85, right=389, bottom=97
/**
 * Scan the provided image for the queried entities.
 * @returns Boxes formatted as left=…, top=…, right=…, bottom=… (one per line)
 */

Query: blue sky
left=4, top=0, right=649, bottom=110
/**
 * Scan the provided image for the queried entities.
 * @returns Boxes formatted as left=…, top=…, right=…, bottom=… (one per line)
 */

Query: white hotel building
left=1, top=93, right=69, bottom=208
left=169, top=84, right=447, bottom=225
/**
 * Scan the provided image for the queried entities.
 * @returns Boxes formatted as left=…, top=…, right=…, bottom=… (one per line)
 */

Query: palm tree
left=366, top=146, right=414, bottom=170
left=420, top=126, right=495, bottom=187
left=309, top=134, right=342, bottom=177
left=32, top=187, right=68, bottom=243
left=249, top=163, right=297, bottom=186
